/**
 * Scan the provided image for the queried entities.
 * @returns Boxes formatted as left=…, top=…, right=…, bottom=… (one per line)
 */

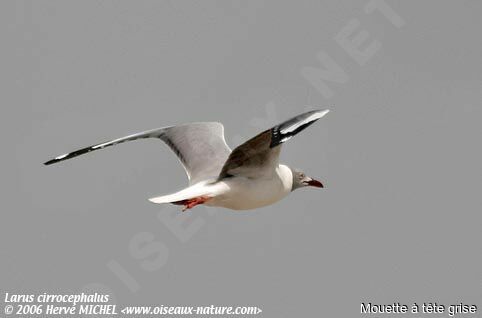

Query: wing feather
left=218, top=109, right=329, bottom=179
left=44, top=123, right=232, bottom=185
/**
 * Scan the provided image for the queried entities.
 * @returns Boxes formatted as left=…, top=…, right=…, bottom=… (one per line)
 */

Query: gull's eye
left=299, top=173, right=305, bottom=179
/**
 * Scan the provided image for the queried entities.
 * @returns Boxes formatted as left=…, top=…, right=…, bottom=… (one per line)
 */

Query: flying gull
left=44, top=109, right=329, bottom=211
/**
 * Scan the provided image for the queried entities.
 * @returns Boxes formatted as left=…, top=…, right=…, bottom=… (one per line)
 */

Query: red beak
left=307, top=179, right=323, bottom=188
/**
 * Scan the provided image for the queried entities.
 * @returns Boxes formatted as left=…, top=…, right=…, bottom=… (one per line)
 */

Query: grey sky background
left=1, top=1, right=481, bottom=317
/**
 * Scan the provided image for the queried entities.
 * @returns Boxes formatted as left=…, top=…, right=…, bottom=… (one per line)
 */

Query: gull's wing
left=218, top=109, right=329, bottom=179
left=44, top=122, right=232, bottom=185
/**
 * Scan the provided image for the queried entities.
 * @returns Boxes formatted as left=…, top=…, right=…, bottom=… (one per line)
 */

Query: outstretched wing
left=218, top=109, right=329, bottom=179
left=44, top=122, right=232, bottom=185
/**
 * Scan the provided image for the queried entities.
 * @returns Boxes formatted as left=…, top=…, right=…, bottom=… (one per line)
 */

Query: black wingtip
left=43, top=145, right=96, bottom=166
left=44, top=159, right=58, bottom=166
left=269, top=109, right=330, bottom=148
left=43, top=152, right=74, bottom=166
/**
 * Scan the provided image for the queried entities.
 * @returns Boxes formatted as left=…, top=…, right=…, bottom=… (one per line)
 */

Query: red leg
left=181, top=196, right=210, bottom=211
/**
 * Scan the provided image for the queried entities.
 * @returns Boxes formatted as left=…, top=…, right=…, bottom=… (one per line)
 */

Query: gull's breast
left=207, top=165, right=293, bottom=210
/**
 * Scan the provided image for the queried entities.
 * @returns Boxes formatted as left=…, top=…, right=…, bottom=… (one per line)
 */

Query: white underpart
left=149, top=164, right=293, bottom=210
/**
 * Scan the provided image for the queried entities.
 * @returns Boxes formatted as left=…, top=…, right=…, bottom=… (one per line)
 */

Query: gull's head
left=291, top=168, right=323, bottom=191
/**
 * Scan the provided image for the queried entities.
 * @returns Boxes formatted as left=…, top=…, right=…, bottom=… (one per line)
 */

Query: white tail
left=148, top=181, right=217, bottom=204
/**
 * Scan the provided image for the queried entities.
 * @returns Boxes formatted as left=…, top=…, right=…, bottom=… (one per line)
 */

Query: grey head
left=290, top=168, right=324, bottom=191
